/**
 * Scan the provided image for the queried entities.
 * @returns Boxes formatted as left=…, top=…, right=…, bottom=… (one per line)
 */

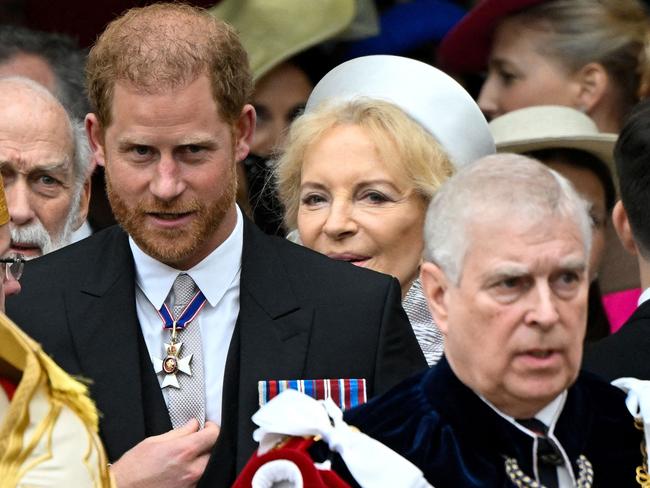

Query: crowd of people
left=2, top=0, right=650, bottom=486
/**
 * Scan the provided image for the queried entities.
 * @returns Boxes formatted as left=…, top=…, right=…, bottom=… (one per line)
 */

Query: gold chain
left=635, top=418, right=650, bottom=487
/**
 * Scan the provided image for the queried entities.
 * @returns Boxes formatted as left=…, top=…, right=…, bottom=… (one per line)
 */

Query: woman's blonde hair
left=275, top=98, right=454, bottom=229
left=513, top=0, right=650, bottom=112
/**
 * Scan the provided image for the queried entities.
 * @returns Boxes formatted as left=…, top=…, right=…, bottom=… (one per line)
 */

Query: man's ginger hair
left=86, top=2, right=252, bottom=128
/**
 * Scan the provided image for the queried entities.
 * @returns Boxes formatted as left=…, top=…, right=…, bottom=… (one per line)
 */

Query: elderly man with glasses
left=0, top=179, right=113, bottom=486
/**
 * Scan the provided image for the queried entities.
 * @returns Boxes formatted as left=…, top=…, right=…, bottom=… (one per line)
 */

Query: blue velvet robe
left=344, top=358, right=642, bottom=487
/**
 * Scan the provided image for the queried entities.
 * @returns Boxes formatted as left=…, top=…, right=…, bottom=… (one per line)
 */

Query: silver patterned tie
left=167, top=273, right=206, bottom=428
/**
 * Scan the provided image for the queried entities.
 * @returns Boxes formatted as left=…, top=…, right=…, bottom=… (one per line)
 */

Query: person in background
left=0, top=24, right=89, bottom=120
left=7, top=5, right=425, bottom=487
left=0, top=173, right=113, bottom=486
left=439, top=0, right=650, bottom=132
left=438, top=0, right=648, bottom=331
left=489, top=105, right=618, bottom=340
left=583, top=100, right=650, bottom=381
left=344, top=154, right=643, bottom=486
left=0, top=77, right=92, bottom=259
left=211, top=0, right=355, bottom=235
left=0, top=24, right=111, bottom=238
left=275, top=55, right=495, bottom=365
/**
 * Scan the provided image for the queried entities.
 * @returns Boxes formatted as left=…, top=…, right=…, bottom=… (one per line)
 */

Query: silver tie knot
left=172, top=273, right=198, bottom=318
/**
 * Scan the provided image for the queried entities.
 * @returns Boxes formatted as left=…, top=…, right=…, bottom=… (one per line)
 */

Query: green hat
left=211, top=0, right=356, bottom=81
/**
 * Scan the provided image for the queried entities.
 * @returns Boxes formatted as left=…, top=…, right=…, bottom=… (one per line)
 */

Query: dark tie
left=517, top=418, right=563, bottom=488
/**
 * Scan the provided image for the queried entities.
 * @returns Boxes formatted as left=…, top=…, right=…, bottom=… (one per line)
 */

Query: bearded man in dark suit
left=5, top=4, right=425, bottom=487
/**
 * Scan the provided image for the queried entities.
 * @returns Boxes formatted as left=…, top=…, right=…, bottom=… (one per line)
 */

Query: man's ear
left=73, top=176, right=93, bottom=231
left=85, top=113, right=106, bottom=167
left=572, top=62, right=609, bottom=113
left=420, top=261, right=451, bottom=335
left=233, top=104, right=256, bottom=163
left=612, top=200, right=639, bottom=256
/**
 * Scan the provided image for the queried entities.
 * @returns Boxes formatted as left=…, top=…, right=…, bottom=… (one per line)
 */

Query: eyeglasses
left=0, top=255, right=24, bottom=282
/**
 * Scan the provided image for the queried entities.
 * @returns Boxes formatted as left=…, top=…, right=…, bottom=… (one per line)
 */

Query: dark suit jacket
left=582, top=299, right=650, bottom=382
left=7, top=221, right=426, bottom=487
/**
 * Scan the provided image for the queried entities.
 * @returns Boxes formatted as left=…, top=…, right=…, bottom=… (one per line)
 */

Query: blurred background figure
left=584, top=100, right=650, bottom=381
left=275, top=55, right=494, bottom=365
left=0, top=77, right=92, bottom=259
left=439, top=0, right=650, bottom=131
left=0, top=24, right=89, bottom=120
left=489, top=106, right=618, bottom=340
left=0, top=24, right=115, bottom=238
left=211, top=0, right=356, bottom=235
left=250, top=57, right=315, bottom=162
left=583, top=100, right=650, bottom=381
left=438, top=0, right=650, bottom=329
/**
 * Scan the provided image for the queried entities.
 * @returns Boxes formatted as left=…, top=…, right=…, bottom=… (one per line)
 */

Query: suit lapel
left=623, top=298, right=650, bottom=324
left=65, top=228, right=168, bottom=460
left=208, top=220, right=314, bottom=478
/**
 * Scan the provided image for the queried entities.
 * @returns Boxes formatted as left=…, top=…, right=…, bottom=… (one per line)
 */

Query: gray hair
left=424, top=153, right=592, bottom=284
left=70, top=117, right=92, bottom=191
left=0, top=76, right=92, bottom=193
left=0, top=25, right=90, bottom=120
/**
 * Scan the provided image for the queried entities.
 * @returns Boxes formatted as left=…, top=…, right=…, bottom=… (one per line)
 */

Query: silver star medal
left=152, top=341, right=193, bottom=389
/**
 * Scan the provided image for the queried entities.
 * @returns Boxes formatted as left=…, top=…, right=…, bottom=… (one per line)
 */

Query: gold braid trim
left=0, top=314, right=114, bottom=487
left=635, top=418, right=650, bottom=487
left=0, top=173, right=9, bottom=225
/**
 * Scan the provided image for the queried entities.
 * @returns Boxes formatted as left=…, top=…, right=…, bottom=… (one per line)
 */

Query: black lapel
left=620, top=299, right=650, bottom=327
left=202, top=220, right=313, bottom=485
left=65, top=227, right=169, bottom=460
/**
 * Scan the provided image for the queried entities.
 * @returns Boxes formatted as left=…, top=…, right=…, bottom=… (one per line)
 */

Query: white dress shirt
left=130, top=207, right=243, bottom=424
left=70, top=220, right=93, bottom=243
left=638, top=287, right=650, bottom=307
left=481, top=391, right=574, bottom=487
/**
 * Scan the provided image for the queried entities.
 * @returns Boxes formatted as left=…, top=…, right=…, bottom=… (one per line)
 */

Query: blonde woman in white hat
left=275, top=55, right=495, bottom=366
left=489, top=105, right=624, bottom=341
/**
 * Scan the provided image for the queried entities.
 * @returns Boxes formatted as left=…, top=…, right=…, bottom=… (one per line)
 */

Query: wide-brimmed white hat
left=489, top=105, right=617, bottom=176
left=305, top=54, right=495, bottom=168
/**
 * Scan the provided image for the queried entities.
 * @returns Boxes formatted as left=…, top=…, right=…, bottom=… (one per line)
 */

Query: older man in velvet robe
left=344, top=154, right=643, bottom=487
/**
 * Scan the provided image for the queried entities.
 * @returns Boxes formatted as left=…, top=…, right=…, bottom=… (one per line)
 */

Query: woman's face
left=545, top=160, right=607, bottom=278
left=478, top=17, right=579, bottom=120
left=252, top=62, right=313, bottom=158
left=297, top=124, right=427, bottom=292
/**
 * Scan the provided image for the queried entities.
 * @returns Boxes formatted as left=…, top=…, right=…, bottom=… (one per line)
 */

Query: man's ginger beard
left=106, top=163, right=237, bottom=266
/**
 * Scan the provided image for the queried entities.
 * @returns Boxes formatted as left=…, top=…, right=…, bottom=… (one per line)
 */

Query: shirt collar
left=479, top=390, right=567, bottom=436
left=129, top=206, right=244, bottom=309
left=638, top=287, right=650, bottom=307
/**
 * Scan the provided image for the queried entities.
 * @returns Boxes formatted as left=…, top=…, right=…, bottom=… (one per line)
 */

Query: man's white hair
left=0, top=76, right=92, bottom=191
left=0, top=76, right=93, bottom=255
left=423, top=153, right=593, bottom=284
